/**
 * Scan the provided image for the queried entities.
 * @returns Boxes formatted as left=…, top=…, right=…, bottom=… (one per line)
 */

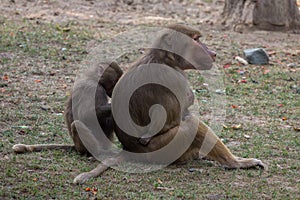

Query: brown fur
left=64, top=61, right=123, bottom=154
left=13, top=62, right=123, bottom=184
left=13, top=62, right=123, bottom=154
left=13, top=24, right=265, bottom=184
left=113, top=24, right=265, bottom=169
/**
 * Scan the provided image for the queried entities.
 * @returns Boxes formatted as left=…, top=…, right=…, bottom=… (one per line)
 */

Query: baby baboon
left=13, top=62, right=123, bottom=183
left=13, top=62, right=122, bottom=154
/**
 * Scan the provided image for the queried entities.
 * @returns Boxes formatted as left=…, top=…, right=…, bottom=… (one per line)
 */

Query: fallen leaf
left=235, top=56, right=248, bottom=65
left=155, top=186, right=174, bottom=191
left=232, top=124, right=242, bottom=130
left=263, top=69, right=270, bottom=75
left=268, top=51, right=276, bottom=56
left=157, top=178, right=163, bottom=184
left=62, top=84, right=68, bottom=89
left=222, top=124, right=228, bottom=129
left=92, top=188, right=98, bottom=195
left=12, top=125, right=30, bottom=129
left=293, top=126, right=300, bottom=131
left=244, top=134, right=251, bottom=139
left=231, top=105, right=239, bottom=109
left=56, top=25, right=71, bottom=32
left=2, top=75, right=9, bottom=81
left=223, top=63, right=231, bottom=69
left=188, top=168, right=203, bottom=173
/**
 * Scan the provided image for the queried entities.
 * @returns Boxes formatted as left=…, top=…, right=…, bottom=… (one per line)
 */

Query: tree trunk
left=220, top=0, right=300, bottom=32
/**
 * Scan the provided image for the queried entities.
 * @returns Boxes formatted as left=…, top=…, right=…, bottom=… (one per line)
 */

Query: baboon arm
left=73, top=156, right=123, bottom=184
left=96, top=104, right=112, bottom=118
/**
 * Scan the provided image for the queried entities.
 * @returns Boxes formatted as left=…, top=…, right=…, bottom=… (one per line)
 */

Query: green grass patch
left=1, top=19, right=299, bottom=199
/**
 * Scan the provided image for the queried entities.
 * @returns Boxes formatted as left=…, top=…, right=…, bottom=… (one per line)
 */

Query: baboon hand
left=73, top=172, right=94, bottom=184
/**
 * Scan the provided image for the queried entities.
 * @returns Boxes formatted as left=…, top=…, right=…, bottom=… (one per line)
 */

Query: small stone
left=287, top=63, right=297, bottom=68
left=188, top=168, right=203, bottom=173
left=244, top=134, right=251, bottom=139
left=215, top=89, right=226, bottom=94
left=244, top=48, right=269, bottom=65
left=40, top=105, right=50, bottom=111
left=207, top=194, right=223, bottom=200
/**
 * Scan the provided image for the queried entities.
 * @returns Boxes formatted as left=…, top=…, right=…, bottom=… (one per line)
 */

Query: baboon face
left=153, top=24, right=216, bottom=70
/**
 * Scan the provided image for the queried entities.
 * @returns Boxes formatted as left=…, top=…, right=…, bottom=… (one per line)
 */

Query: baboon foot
left=224, top=157, right=266, bottom=170
left=13, top=144, right=29, bottom=153
left=73, top=172, right=94, bottom=184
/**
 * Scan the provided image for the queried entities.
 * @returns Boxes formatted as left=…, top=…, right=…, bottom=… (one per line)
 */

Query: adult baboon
left=76, top=25, right=265, bottom=184
left=111, top=24, right=265, bottom=169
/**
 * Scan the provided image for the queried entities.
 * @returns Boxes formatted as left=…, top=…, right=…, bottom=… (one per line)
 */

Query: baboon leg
left=146, top=116, right=265, bottom=169
left=72, top=119, right=121, bottom=184
left=190, top=121, right=266, bottom=169
left=73, top=155, right=123, bottom=184
left=13, top=143, right=74, bottom=153
left=70, top=121, right=89, bottom=154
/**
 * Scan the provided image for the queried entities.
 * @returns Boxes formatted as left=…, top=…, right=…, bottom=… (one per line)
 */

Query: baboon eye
left=193, top=35, right=200, bottom=42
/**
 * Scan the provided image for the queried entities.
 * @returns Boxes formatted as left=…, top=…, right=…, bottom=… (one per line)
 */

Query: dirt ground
left=1, top=0, right=300, bottom=199
left=0, top=0, right=223, bottom=24
left=1, top=0, right=299, bottom=50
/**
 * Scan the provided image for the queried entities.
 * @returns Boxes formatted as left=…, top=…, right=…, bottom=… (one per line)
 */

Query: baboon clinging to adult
left=13, top=62, right=123, bottom=182
left=13, top=62, right=123, bottom=183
